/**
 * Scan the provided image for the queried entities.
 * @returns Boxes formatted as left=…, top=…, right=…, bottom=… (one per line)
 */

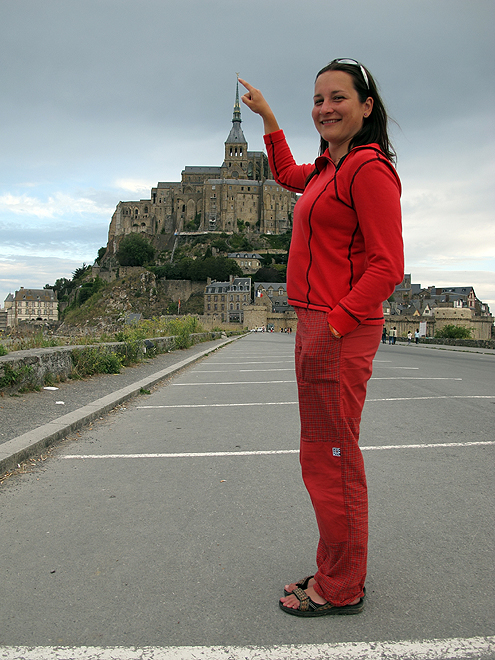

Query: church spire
left=233, top=78, right=242, bottom=124
left=225, top=78, right=246, bottom=145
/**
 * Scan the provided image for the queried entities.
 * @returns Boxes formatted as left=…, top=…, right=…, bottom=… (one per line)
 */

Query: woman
left=240, top=59, right=403, bottom=617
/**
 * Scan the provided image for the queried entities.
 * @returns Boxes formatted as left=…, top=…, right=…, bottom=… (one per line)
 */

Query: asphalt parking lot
left=0, top=333, right=494, bottom=659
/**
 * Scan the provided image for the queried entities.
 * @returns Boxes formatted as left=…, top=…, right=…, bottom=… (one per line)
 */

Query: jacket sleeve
left=263, top=130, right=315, bottom=193
left=327, top=158, right=404, bottom=335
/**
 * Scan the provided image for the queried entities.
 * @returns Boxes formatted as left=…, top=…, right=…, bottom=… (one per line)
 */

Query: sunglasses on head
left=330, top=59, right=369, bottom=89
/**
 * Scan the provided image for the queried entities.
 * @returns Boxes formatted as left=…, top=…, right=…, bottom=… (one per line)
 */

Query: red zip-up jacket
left=264, top=130, right=404, bottom=336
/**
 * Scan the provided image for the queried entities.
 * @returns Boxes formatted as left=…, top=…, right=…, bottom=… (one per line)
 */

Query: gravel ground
left=0, top=337, right=231, bottom=446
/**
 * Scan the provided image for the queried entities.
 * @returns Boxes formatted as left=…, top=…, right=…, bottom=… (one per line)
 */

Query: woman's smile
left=312, top=70, right=373, bottom=162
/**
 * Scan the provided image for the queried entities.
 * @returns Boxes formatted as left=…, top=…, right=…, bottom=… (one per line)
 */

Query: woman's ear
left=363, top=97, right=374, bottom=118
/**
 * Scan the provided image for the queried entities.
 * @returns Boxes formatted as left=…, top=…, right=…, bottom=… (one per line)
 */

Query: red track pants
left=294, top=308, right=382, bottom=606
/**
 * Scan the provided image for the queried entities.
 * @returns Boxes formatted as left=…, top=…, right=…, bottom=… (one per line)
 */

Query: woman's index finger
left=238, top=78, right=253, bottom=91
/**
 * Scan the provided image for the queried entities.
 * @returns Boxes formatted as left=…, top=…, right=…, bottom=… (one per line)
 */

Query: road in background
left=0, top=334, right=494, bottom=658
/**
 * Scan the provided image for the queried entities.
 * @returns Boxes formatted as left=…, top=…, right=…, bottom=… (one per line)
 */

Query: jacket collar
left=315, top=143, right=383, bottom=172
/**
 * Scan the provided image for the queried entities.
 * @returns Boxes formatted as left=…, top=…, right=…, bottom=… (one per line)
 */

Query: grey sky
left=1, top=0, right=494, bottom=308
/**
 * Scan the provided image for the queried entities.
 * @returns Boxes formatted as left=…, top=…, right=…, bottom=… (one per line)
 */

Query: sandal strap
left=296, top=575, right=314, bottom=590
left=292, top=587, right=311, bottom=611
left=292, top=587, right=335, bottom=612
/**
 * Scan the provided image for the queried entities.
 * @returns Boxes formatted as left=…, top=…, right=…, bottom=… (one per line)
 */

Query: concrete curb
left=0, top=335, right=243, bottom=477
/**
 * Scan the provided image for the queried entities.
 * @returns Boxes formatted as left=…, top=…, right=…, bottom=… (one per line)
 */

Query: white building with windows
left=4, top=288, right=58, bottom=326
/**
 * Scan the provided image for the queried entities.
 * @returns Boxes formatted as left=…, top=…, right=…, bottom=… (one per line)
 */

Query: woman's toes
left=280, top=594, right=298, bottom=609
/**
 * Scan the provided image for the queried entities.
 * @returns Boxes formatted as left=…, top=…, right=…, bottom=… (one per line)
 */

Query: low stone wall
left=396, top=336, right=495, bottom=349
left=0, top=331, right=225, bottom=394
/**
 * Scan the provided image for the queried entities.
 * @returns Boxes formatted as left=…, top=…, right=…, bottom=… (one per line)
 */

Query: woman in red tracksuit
left=240, top=60, right=403, bottom=617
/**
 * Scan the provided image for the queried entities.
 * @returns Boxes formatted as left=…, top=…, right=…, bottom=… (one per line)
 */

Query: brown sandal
left=279, top=587, right=365, bottom=617
left=283, top=575, right=314, bottom=596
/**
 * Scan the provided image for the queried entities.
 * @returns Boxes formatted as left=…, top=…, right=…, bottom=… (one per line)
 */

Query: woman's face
left=311, top=70, right=373, bottom=157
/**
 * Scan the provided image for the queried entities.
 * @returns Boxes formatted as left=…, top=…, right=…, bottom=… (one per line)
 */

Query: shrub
left=71, top=347, right=123, bottom=378
left=116, top=233, right=155, bottom=266
left=0, top=364, right=34, bottom=390
left=435, top=324, right=473, bottom=339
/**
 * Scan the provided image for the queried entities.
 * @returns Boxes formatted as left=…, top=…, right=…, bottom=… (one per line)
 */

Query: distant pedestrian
left=415, top=329, right=420, bottom=344
left=407, top=331, right=412, bottom=344
left=382, top=327, right=387, bottom=344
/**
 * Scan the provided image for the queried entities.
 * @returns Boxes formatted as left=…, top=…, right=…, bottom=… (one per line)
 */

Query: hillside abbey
left=104, top=82, right=297, bottom=260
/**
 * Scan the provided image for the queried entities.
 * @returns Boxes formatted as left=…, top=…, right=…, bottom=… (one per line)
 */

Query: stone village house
left=1, top=288, right=58, bottom=328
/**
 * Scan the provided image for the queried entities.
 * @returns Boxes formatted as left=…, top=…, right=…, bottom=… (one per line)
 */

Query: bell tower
left=222, top=80, right=248, bottom=179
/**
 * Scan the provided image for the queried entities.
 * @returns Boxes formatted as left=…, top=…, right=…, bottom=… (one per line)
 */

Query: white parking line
left=1, top=636, right=493, bottom=659
left=171, top=377, right=462, bottom=386
left=138, top=401, right=299, bottom=408
left=137, top=395, right=495, bottom=409
left=172, top=380, right=296, bottom=385
left=368, top=395, right=494, bottom=402
left=195, top=368, right=295, bottom=372
left=370, top=377, right=462, bottom=381
left=61, top=440, right=495, bottom=460
left=202, top=360, right=294, bottom=364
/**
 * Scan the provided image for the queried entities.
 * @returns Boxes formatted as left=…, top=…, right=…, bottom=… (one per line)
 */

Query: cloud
left=0, top=192, right=113, bottom=220
left=0, top=255, right=86, bottom=305
left=113, top=179, right=157, bottom=195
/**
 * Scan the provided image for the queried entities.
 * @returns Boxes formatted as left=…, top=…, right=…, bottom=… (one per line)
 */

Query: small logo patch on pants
left=332, top=447, right=341, bottom=457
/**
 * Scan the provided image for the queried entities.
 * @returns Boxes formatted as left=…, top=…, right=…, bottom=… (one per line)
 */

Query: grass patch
left=8, top=332, right=62, bottom=352
left=113, top=316, right=204, bottom=351
left=0, top=364, right=34, bottom=391
left=71, top=347, right=123, bottom=378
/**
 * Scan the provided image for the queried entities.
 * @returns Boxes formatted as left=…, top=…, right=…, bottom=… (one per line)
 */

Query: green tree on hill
left=116, top=234, right=155, bottom=266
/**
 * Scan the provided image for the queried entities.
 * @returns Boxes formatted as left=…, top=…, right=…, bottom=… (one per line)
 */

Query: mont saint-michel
left=103, top=82, right=297, bottom=262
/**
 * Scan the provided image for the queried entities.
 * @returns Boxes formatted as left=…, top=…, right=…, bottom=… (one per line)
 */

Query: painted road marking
left=138, top=401, right=300, bottom=408
left=136, top=395, right=495, bottom=409
left=172, top=380, right=296, bottom=385
left=61, top=440, right=495, bottom=460
left=171, top=377, right=462, bottom=386
left=194, top=368, right=295, bottom=372
left=201, top=360, right=294, bottom=364
left=367, top=395, right=494, bottom=402
left=371, top=377, right=462, bottom=380
left=1, top=636, right=494, bottom=659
